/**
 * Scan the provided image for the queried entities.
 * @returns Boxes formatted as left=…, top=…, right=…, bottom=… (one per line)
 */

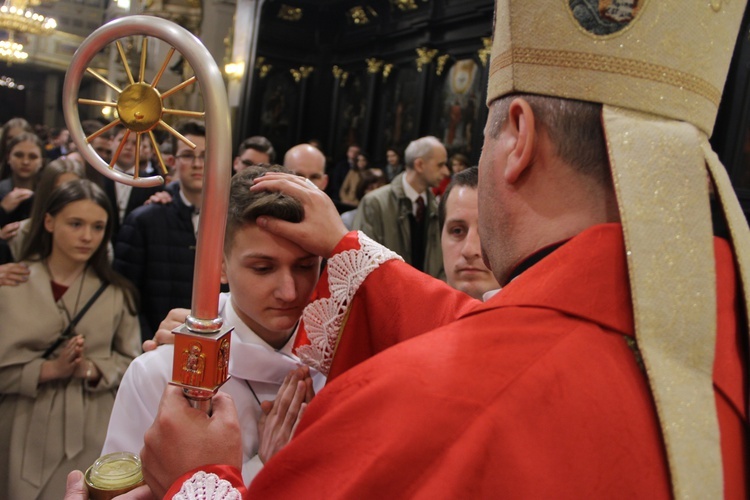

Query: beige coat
left=339, top=169, right=363, bottom=206
left=353, top=172, right=445, bottom=280
left=0, top=260, right=140, bottom=499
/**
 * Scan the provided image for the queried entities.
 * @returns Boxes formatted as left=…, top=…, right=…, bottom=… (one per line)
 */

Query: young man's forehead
left=240, top=148, right=270, bottom=163
left=236, top=250, right=317, bottom=262
left=229, top=224, right=317, bottom=260
left=446, top=185, right=478, bottom=212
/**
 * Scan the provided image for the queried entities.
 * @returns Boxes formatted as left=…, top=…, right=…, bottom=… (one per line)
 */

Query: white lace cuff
left=172, top=471, right=241, bottom=500
left=297, top=231, right=403, bottom=375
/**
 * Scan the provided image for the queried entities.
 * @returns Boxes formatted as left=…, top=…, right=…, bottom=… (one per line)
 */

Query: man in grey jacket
left=353, top=136, right=449, bottom=279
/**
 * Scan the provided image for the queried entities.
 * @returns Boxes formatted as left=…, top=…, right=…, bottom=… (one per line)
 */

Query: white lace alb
left=172, top=471, right=241, bottom=500
left=297, top=232, right=402, bottom=375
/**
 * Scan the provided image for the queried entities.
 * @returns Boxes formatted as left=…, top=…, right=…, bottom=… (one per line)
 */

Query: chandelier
left=0, top=0, right=56, bottom=64
left=0, top=0, right=56, bottom=34
left=0, top=35, right=28, bottom=63
left=0, top=74, right=25, bottom=89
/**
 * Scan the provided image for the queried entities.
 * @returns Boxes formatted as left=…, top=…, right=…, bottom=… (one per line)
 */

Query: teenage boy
left=102, top=165, right=325, bottom=484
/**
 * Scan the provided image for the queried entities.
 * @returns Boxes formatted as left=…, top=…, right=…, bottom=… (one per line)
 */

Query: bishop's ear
left=504, top=97, right=537, bottom=184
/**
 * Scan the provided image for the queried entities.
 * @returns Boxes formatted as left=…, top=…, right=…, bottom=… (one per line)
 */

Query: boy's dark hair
left=224, top=164, right=304, bottom=254
left=170, top=120, right=206, bottom=153
left=439, top=166, right=479, bottom=228
left=355, top=168, right=386, bottom=201
left=237, top=136, right=276, bottom=164
left=81, top=119, right=111, bottom=138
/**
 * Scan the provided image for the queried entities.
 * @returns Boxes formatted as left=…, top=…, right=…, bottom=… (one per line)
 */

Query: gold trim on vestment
left=603, top=105, right=721, bottom=499
left=490, top=48, right=721, bottom=106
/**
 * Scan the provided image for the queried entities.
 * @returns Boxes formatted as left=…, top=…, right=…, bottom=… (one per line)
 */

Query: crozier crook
left=63, top=15, right=234, bottom=412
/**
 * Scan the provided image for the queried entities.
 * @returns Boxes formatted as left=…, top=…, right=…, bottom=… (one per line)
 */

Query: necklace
left=244, top=380, right=262, bottom=406
left=241, top=326, right=300, bottom=408
left=63, top=271, right=86, bottom=326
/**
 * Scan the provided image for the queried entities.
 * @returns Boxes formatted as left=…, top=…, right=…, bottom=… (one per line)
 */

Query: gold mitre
left=486, top=2, right=750, bottom=499
left=488, top=1, right=744, bottom=136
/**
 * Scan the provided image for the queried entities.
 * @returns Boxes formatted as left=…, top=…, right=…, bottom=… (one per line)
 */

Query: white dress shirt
left=114, top=167, right=135, bottom=224
left=101, top=293, right=325, bottom=484
left=401, top=173, right=427, bottom=218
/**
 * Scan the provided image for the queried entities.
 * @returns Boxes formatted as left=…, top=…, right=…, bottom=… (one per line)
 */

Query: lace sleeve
left=296, top=231, right=403, bottom=375
left=172, top=471, right=242, bottom=500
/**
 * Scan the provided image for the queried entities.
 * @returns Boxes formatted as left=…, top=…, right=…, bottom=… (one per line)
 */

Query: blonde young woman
left=0, top=179, right=141, bottom=498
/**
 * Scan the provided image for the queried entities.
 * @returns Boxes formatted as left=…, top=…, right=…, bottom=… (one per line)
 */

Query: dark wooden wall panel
left=240, top=0, right=494, bottom=168
left=243, top=0, right=748, bottom=215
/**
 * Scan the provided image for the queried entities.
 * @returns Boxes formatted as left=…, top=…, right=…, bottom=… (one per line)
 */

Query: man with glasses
left=114, top=120, right=206, bottom=341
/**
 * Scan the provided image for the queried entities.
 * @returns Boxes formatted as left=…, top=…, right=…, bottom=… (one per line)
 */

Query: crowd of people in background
left=0, top=113, right=484, bottom=498
left=0, top=114, right=478, bottom=293
left=51, top=0, right=750, bottom=497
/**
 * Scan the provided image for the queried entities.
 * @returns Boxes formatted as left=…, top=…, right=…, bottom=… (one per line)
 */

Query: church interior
left=1, top=1, right=750, bottom=497
left=1, top=0, right=749, bottom=215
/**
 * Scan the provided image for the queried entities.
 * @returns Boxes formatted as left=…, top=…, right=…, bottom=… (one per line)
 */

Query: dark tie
left=415, top=196, right=425, bottom=223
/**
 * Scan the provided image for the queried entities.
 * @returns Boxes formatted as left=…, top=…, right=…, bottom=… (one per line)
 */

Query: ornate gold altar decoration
left=382, top=62, right=393, bottom=81
left=78, top=37, right=203, bottom=178
left=477, top=37, right=491, bottom=67
left=290, top=65, right=313, bottom=84
left=348, top=5, right=378, bottom=25
left=63, top=16, right=234, bottom=411
left=256, top=56, right=272, bottom=79
left=415, top=47, right=437, bottom=72
left=391, top=0, right=419, bottom=12
left=0, top=0, right=56, bottom=63
left=333, top=65, right=349, bottom=87
left=366, top=58, right=383, bottom=74
left=435, top=53, right=450, bottom=76
left=278, top=4, right=302, bottom=22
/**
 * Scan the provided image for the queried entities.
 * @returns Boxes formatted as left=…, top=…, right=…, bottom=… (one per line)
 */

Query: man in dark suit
left=113, top=121, right=205, bottom=341
left=104, top=126, right=163, bottom=240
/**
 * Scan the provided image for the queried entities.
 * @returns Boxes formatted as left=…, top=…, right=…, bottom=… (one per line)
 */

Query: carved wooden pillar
left=235, top=0, right=266, bottom=146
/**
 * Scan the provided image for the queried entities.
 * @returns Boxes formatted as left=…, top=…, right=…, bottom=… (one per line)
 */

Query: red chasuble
left=170, top=224, right=747, bottom=498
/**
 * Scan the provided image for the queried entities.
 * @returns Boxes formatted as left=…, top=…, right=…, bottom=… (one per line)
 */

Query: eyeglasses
left=175, top=152, right=206, bottom=164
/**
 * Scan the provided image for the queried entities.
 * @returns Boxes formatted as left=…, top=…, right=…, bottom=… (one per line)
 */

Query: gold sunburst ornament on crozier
left=64, top=16, right=234, bottom=416
left=78, top=38, right=205, bottom=181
